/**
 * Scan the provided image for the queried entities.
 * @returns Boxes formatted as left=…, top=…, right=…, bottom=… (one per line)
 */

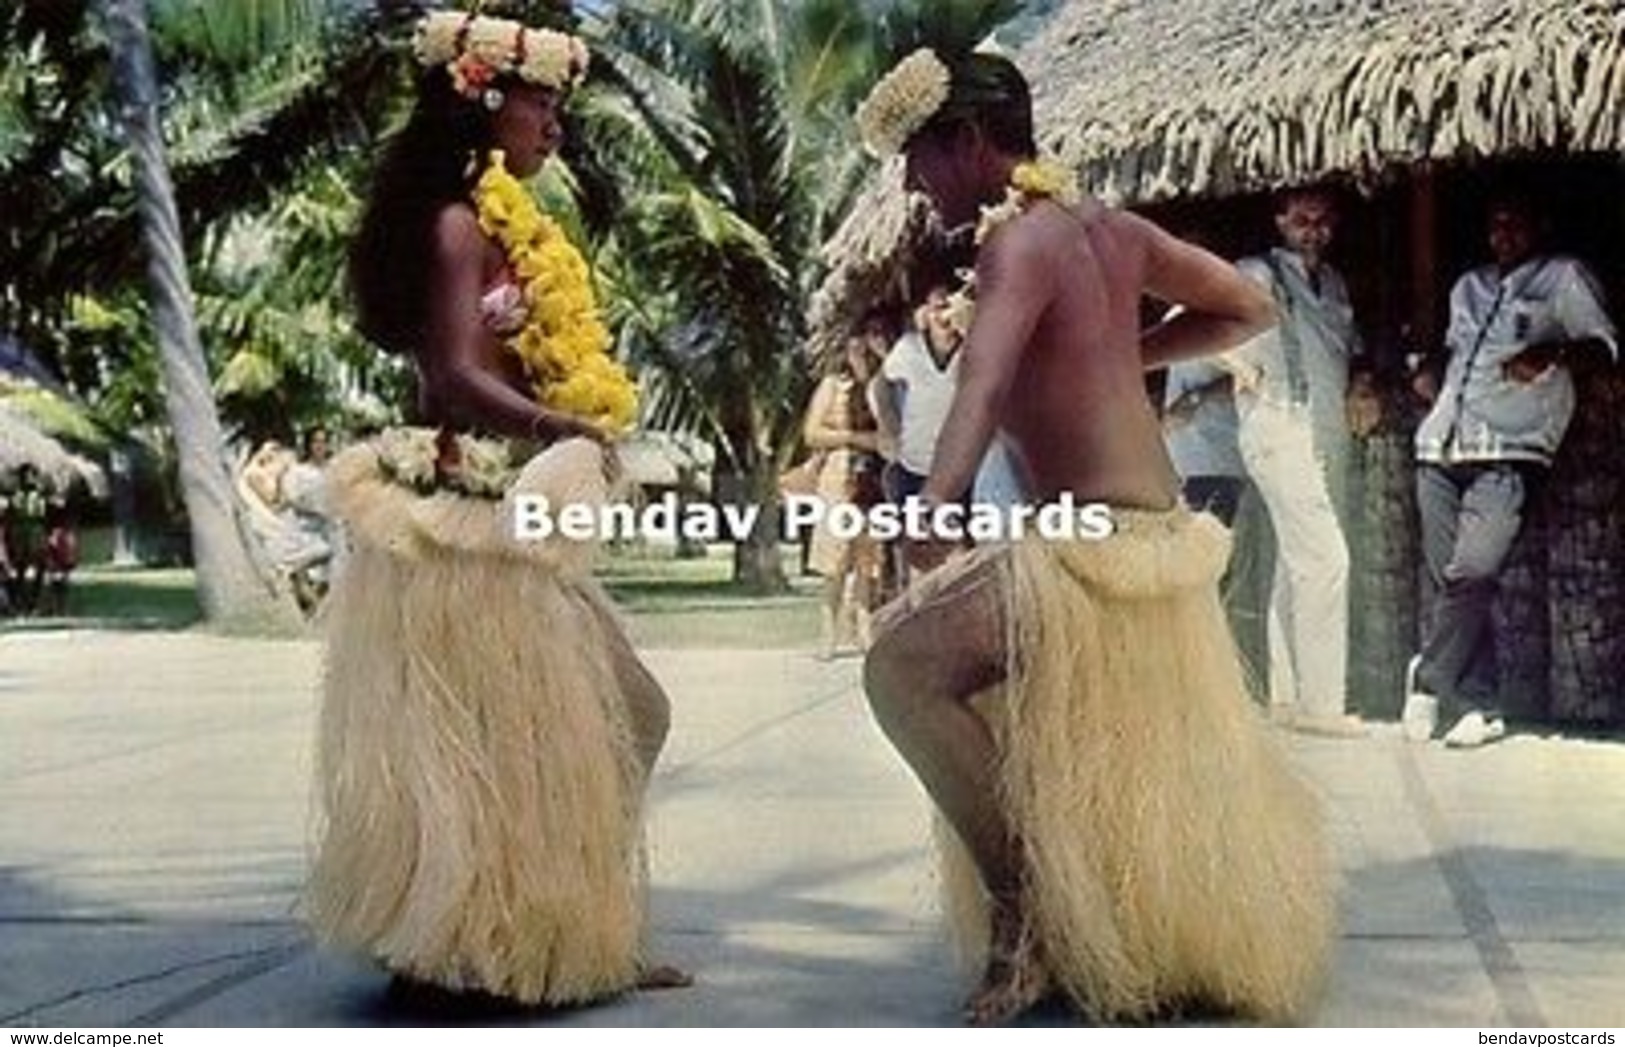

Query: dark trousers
left=1182, top=475, right=1246, bottom=527
left=1415, top=461, right=1542, bottom=720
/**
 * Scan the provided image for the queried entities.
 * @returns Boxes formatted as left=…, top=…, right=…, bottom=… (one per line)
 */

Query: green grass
left=597, top=544, right=822, bottom=649
left=4, top=546, right=823, bottom=649
left=2, top=565, right=202, bottom=632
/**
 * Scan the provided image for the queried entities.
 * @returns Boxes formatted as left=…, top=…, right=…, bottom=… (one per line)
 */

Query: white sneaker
left=1401, top=655, right=1438, bottom=743
left=1442, top=710, right=1507, bottom=749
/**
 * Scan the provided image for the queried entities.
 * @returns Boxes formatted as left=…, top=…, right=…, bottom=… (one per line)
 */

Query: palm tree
left=585, top=0, right=1019, bottom=591
left=5, top=0, right=401, bottom=625
left=102, top=0, right=289, bottom=627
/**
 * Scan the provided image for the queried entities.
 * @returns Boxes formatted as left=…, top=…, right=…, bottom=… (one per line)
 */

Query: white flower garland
left=413, top=11, right=589, bottom=99
left=376, top=427, right=517, bottom=499
left=856, top=48, right=952, bottom=157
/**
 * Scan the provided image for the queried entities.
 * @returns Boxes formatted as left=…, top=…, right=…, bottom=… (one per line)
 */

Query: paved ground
left=1, top=629, right=1622, bottom=1028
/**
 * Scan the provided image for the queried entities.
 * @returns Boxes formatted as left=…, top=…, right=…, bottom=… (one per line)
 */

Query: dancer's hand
left=533, top=408, right=609, bottom=445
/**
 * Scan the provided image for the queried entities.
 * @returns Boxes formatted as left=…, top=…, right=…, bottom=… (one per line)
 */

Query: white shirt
left=1233, top=249, right=1363, bottom=463
left=1416, top=255, right=1617, bottom=465
left=882, top=330, right=959, bottom=475
left=1162, top=358, right=1245, bottom=480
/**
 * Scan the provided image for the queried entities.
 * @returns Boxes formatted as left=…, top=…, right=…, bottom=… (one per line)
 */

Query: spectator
left=40, top=500, right=78, bottom=617
left=873, top=286, right=1028, bottom=565
left=0, top=510, right=13, bottom=617
left=802, top=332, right=887, bottom=657
left=281, top=426, right=338, bottom=610
left=1229, top=186, right=1374, bottom=737
left=238, top=439, right=332, bottom=614
left=1404, top=195, right=1618, bottom=747
left=878, top=286, right=961, bottom=503
left=3, top=464, right=48, bottom=615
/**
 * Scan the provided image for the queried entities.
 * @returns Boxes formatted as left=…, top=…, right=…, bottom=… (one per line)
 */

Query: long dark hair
left=349, top=68, right=504, bottom=357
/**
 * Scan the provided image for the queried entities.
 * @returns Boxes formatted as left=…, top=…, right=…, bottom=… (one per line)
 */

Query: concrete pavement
left=1, top=629, right=1622, bottom=1027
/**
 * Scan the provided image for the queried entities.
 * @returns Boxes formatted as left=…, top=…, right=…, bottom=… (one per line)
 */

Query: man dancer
left=856, top=50, right=1333, bottom=1025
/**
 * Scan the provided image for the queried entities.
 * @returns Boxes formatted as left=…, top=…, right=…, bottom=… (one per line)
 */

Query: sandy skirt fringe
left=931, top=510, right=1335, bottom=1021
left=305, top=438, right=645, bottom=1005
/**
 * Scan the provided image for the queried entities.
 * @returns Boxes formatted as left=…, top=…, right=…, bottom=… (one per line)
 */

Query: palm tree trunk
left=732, top=457, right=788, bottom=593
left=721, top=424, right=788, bottom=593
left=103, top=0, right=289, bottom=629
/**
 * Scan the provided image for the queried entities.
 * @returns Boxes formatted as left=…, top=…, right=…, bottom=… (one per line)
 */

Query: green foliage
left=585, top=0, right=1023, bottom=470
left=151, top=0, right=327, bottom=69
left=1, top=1, right=415, bottom=451
left=576, top=0, right=1022, bottom=587
left=0, top=383, right=108, bottom=449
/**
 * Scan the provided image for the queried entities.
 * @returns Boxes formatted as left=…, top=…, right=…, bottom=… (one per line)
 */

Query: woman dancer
left=306, top=10, right=685, bottom=1007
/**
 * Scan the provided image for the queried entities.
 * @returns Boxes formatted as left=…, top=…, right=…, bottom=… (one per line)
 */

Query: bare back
left=998, top=200, right=1179, bottom=508
left=922, top=192, right=1269, bottom=519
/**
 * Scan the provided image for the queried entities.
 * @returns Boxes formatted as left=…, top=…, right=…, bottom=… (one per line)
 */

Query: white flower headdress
left=413, top=10, right=589, bottom=107
left=855, top=48, right=952, bottom=157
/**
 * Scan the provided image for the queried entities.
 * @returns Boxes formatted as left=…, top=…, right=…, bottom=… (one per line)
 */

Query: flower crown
left=856, top=48, right=952, bottom=157
left=413, top=10, right=589, bottom=105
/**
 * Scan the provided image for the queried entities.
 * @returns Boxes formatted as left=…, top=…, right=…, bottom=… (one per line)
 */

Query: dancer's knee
left=864, top=637, right=924, bottom=736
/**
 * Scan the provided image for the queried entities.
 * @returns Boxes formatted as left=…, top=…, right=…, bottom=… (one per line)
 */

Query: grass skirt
left=305, top=436, right=645, bottom=1006
left=932, top=509, right=1334, bottom=1021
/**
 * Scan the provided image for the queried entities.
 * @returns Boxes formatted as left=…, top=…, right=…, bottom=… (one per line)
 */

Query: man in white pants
left=1231, top=187, right=1374, bottom=737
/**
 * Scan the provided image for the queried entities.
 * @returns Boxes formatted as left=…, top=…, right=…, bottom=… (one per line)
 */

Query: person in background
left=1403, top=195, right=1617, bottom=748
left=802, top=330, right=888, bottom=656
left=1162, top=356, right=1247, bottom=525
left=1229, top=186, right=1374, bottom=738
left=281, top=426, right=337, bottom=610
left=39, top=499, right=78, bottom=617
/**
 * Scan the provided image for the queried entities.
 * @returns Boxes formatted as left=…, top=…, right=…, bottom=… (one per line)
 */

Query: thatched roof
left=809, top=157, right=938, bottom=355
left=1034, top=0, right=1622, bottom=203
left=0, top=404, right=106, bottom=497
left=813, top=0, right=1625, bottom=346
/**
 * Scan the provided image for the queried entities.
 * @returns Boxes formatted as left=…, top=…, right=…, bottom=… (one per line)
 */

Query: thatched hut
left=0, top=404, right=105, bottom=497
left=816, top=0, right=1625, bottom=726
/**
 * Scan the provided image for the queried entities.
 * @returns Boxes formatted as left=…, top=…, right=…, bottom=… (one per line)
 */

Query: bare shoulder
left=981, top=205, right=1061, bottom=266
left=428, top=202, right=486, bottom=269
left=976, top=203, right=1072, bottom=295
left=1107, top=208, right=1185, bottom=266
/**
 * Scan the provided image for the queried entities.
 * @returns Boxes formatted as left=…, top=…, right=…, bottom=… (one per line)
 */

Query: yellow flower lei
left=472, top=151, right=638, bottom=432
left=943, top=159, right=1081, bottom=336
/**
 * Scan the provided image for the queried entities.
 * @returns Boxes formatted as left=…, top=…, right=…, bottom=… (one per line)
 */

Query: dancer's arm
left=420, top=204, right=604, bottom=443
left=1138, top=218, right=1275, bottom=367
